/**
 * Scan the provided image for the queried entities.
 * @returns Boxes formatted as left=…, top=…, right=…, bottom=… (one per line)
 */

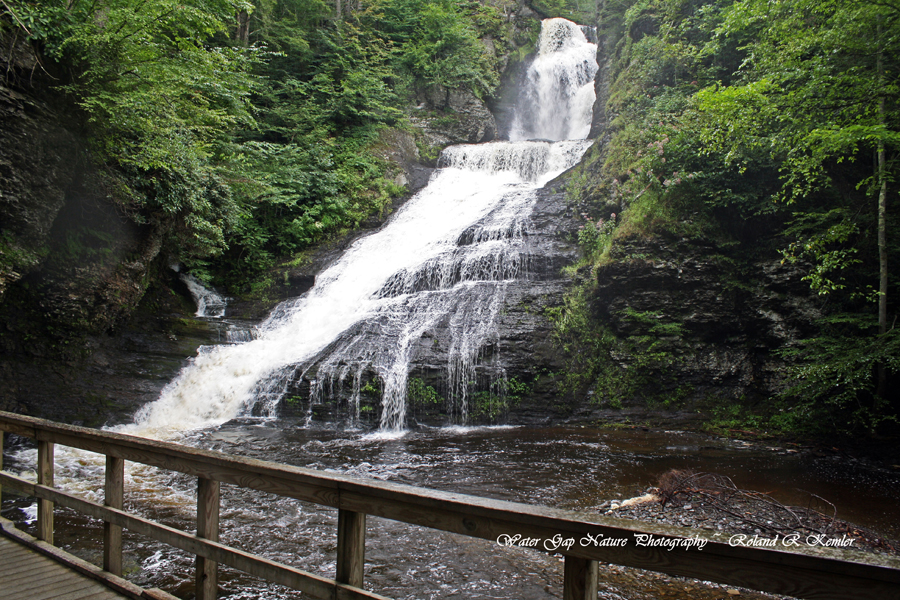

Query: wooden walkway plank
left=48, top=589, right=124, bottom=600
left=3, top=557, right=75, bottom=588
left=1, top=563, right=83, bottom=586
left=0, top=551, right=51, bottom=571
left=0, top=519, right=179, bottom=600
left=5, top=578, right=100, bottom=600
left=0, top=557, right=116, bottom=600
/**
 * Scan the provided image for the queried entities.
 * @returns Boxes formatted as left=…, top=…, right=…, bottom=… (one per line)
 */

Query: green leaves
left=361, top=0, right=500, bottom=99
left=781, top=214, right=861, bottom=296
left=576, top=0, right=900, bottom=433
left=693, top=79, right=783, bottom=170
left=55, top=0, right=259, bottom=167
left=777, top=318, right=900, bottom=434
left=5, top=0, right=262, bottom=260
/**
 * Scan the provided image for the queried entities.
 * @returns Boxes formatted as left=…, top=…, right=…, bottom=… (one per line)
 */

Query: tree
left=694, top=0, right=900, bottom=429
left=3, top=0, right=261, bottom=257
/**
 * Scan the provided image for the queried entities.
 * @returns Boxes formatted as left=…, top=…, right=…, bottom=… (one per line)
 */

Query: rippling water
left=4, top=423, right=898, bottom=599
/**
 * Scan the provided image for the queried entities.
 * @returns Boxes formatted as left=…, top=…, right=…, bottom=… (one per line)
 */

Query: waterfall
left=179, top=273, right=227, bottom=318
left=510, top=18, right=598, bottom=142
left=127, top=17, right=599, bottom=437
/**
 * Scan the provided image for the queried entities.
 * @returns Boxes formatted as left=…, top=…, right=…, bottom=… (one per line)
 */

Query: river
left=3, top=421, right=899, bottom=599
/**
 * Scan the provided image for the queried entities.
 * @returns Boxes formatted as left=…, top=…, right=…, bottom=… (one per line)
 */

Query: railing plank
left=196, top=477, right=220, bottom=600
left=104, top=455, right=125, bottom=575
left=3, top=411, right=900, bottom=600
left=337, top=509, right=366, bottom=588
left=0, top=471, right=389, bottom=600
left=0, top=419, right=37, bottom=438
left=37, top=440, right=54, bottom=544
left=30, top=426, right=342, bottom=507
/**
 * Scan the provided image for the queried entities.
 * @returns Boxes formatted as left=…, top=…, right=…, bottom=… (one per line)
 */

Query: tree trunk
left=876, top=23, right=888, bottom=402
left=236, top=10, right=250, bottom=46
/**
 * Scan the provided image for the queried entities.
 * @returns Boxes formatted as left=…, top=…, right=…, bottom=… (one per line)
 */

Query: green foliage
left=504, top=376, right=530, bottom=403
left=547, top=281, right=688, bottom=408
left=362, top=0, right=500, bottom=99
left=702, top=402, right=767, bottom=436
left=470, top=389, right=503, bottom=420
left=780, top=211, right=864, bottom=297
left=406, top=377, right=442, bottom=405
left=361, top=379, right=381, bottom=397
left=210, top=0, right=513, bottom=289
left=530, top=0, right=596, bottom=23
left=0, top=231, right=47, bottom=282
left=692, top=0, right=900, bottom=430
left=1, top=0, right=518, bottom=293
left=556, top=0, right=899, bottom=438
left=3, top=0, right=259, bottom=260
left=57, top=227, right=116, bottom=263
left=575, top=214, right=616, bottom=262
left=776, top=317, right=900, bottom=435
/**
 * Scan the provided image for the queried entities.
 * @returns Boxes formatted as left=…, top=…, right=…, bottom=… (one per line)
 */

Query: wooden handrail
left=1, top=411, right=899, bottom=600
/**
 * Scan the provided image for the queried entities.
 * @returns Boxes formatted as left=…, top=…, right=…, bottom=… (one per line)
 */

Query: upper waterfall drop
left=510, top=18, right=598, bottom=142
left=124, top=17, right=600, bottom=437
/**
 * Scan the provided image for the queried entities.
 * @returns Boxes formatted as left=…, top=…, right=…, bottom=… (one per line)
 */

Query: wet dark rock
left=1, top=31, right=166, bottom=330
left=409, top=87, right=498, bottom=156
left=279, top=179, right=584, bottom=427
left=0, top=277, right=226, bottom=425
left=0, top=60, right=78, bottom=296
left=591, top=236, right=822, bottom=405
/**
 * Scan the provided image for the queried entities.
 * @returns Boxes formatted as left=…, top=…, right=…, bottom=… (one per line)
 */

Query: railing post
left=336, top=509, right=366, bottom=588
left=195, top=477, right=220, bottom=600
left=37, top=439, right=54, bottom=544
left=104, top=455, right=125, bottom=575
left=1, top=430, right=4, bottom=503
left=563, top=555, right=598, bottom=600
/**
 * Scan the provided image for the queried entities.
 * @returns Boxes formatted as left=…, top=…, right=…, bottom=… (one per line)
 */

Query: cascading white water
left=7, top=15, right=600, bottom=535
left=510, top=18, right=598, bottom=142
left=121, top=17, right=599, bottom=437
left=179, top=273, right=227, bottom=318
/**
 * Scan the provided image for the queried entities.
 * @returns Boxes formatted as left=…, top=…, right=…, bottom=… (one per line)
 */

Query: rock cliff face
left=0, top=38, right=79, bottom=297
left=590, top=236, right=822, bottom=411
left=0, top=33, right=174, bottom=420
left=0, top=33, right=167, bottom=336
left=409, top=87, right=498, bottom=150
left=278, top=188, right=823, bottom=429
left=392, top=178, right=588, bottom=425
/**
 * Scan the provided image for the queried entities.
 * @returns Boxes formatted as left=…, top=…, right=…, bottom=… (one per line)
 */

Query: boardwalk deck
left=0, top=536, right=128, bottom=600
left=0, top=518, right=177, bottom=600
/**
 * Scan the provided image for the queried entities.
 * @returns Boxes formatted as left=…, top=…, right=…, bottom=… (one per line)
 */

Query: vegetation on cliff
left=0, top=0, right=532, bottom=299
left=562, top=0, right=899, bottom=437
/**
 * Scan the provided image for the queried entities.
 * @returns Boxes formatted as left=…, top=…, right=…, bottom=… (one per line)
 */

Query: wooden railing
left=1, top=411, right=899, bottom=600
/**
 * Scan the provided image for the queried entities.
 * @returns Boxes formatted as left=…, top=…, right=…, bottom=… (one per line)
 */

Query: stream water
left=3, top=16, right=900, bottom=600
left=3, top=422, right=899, bottom=600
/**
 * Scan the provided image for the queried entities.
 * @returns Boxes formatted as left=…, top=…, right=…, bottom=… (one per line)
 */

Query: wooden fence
left=1, top=411, right=898, bottom=600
